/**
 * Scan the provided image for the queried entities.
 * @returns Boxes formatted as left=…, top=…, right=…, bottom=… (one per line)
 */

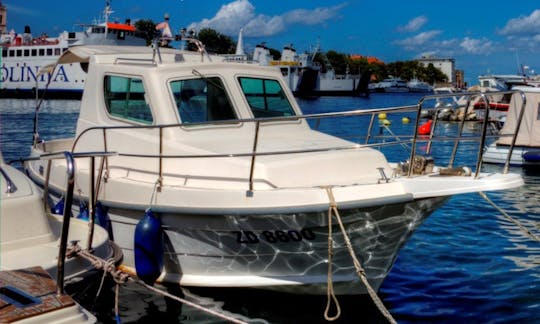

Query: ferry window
left=2, top=49, right=6, bottom=57
left=16, top=49, right=22, bottom=57
left=238, top=77, right=296, bottom=118
left=39, top=49, right=44, bottom=56
left=170, top=77, right=236, bottom=124
left=9, top=49, right=14, bottom=57
left=31, top=49, right=37, bottom=56
left=54, top=48, right=61, bottom=56
left=104, top=75, right=153, bottom=124
left=24, top=49, right=30, bottom=56
left=46, top=48, right=52, bottom=56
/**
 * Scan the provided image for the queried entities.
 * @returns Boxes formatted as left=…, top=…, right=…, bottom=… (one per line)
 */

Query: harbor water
left=1, top=94, right=538, bottom=323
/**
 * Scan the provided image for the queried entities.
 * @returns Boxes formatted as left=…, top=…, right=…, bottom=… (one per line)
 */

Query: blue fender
left=96, top=202, right=114, bottom=239
left=77, top=201, right=89, bottom=221
left=134, top=208, right=164, bottom=285
left=523, top=150, right=540, bottom=162
left=51, top=197, right=65, bottom=215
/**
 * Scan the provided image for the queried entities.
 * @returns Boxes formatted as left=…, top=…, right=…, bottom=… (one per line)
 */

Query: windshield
left=238, top=77, right=296, bottom=118
left=170, top=77, right=236, bottom=124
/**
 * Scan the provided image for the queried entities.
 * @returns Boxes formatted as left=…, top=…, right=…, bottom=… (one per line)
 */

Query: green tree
left=192, top=28, right=236, bottom=54
left=134, top=19, right=160, bottom=46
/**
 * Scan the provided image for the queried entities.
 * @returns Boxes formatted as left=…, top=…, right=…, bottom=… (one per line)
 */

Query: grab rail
left=59, top=90, right=526, bottom=192
left=21, top=151, right=117, bottom=294
left=0, top=166, right=18, bottom=194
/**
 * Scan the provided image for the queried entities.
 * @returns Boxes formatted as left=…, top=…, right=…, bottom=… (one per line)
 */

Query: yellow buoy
left=378, top=113, right=387, bottom=120
left=402, top=117, right=410, bottom=124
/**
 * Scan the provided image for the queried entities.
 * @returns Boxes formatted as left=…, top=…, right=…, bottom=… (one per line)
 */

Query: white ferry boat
left=0, top=1, right=146, bottom=98
left=225, top=31, right=370, bottom=97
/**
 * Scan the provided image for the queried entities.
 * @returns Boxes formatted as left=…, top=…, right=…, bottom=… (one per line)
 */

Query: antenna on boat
left=104, top=0, right=113, bottom=36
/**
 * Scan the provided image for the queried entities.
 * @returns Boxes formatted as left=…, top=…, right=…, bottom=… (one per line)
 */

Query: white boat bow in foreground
left=1, top=152, right=120, bottom=323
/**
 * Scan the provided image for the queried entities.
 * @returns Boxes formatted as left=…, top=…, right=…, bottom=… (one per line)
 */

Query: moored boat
left=1, top=151, right=120, bottom=323
left=406, top=78, right=433, bottom=93
left=0, top=1, right=145, bottom=98
left=24, top=43, right=524, bottom=296
left=483, top=87, right=540, bottom=167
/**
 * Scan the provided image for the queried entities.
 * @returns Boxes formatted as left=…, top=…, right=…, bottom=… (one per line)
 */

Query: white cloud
left=394, top=30, right=441, bottom=49
left=187, top=0, right=347, bottom=37
left=459, top=37, right=494, bottom=54
left=499, top=9, right=540, bottom=36
left=398, top=16, right=428, bottom=33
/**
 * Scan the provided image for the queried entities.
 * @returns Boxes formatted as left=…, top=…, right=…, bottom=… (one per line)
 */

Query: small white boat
left=406, top=79, right=433, bottom=93
left=371, top=78, right=409, bottom=93
left=24, top=43, right=523, bottom=296
left=1, top=152, right=119, bottom=323
left=483, top=87, right=540, bottom=166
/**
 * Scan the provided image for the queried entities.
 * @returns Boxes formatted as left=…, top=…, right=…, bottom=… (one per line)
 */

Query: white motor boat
left=406, top=78, right=433, bottom=93
left=1, top=152, right=119, bottom=323
left=24, top=43, right=524, bottom=296
left=483, top=87, right=540, bottom=166
left=371, top=78, right=409, bottom=93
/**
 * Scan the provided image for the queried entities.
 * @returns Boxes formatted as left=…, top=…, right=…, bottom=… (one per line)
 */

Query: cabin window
left=104, top=75, right=153, bottom=124
left=117, top=30, right=126, bottom=40
left=170, top=77, right=236, bottom=124
left=1, top=49, right=6, bottom=58
left=238, top=77, right=296, bottom=118
left=38, top=49, right=44, bottom=56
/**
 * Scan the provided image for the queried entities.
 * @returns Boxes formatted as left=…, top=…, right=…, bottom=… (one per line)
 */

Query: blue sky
left=4, top=1, right=540, bottom=85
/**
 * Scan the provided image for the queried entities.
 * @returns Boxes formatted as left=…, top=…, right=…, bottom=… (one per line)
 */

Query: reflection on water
left=1, top=96, right=539, bottom=323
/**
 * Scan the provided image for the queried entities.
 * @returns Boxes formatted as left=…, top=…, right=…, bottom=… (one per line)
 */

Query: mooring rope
left=479, top=191, right=540, bottom=242
left=324, top=187, right=397, bottom=324
left=69, top=245, right=249, bottom=324
left=324, top=196, right=341, bottom=321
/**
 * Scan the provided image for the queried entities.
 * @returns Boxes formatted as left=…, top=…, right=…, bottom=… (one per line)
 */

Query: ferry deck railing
left=37, top=90, right=526, bottom=193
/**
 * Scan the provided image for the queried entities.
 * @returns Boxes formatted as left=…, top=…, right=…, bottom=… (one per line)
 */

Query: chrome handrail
left=54, top=90, right=526, bottom=192
left=0, top=166, right=18, bottom=194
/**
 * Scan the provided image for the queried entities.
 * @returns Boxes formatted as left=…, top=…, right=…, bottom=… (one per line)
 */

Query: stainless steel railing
left=48, top=90, right=527, bottom=191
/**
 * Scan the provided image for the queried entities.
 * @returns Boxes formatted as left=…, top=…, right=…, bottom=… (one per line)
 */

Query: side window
left=170, top=77, right=236, bottom=124
left=238, top=77, right=295, bottom=118
left=104, top=75, right=153, bottom=124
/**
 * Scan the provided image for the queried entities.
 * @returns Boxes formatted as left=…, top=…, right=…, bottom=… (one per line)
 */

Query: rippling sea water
left=1, top=94, right=538, bottom=323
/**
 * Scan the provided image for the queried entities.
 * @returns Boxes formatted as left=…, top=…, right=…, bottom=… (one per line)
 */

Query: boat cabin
left=50, top=46, right=391, bottom=191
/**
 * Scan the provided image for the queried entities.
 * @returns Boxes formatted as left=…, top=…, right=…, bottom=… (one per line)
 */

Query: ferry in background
left=0, top=1, right=146, bottom=98
left=225, top=30, right=371, bottom=97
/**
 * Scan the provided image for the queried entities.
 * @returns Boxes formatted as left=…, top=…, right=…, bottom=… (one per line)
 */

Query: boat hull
left=47, top=189, right=447, bottom=295
left=483, top=143, right=540, bottom=166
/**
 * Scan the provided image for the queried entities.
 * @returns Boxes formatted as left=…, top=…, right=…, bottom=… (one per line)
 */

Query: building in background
left=417, top=56, right=456, bottom=87
left=0, top=2, right=6, bottom=34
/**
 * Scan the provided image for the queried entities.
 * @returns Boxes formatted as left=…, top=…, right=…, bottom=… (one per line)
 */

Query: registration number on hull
left=233, top=229, right=316, bottom=244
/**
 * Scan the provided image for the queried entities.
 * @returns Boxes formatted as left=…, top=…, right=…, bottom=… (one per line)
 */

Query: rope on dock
left=324, top=187, right=397, bottom=324
left=69, top=244, right=249, bottom=324
left=479, top=191, right=540, bottom=242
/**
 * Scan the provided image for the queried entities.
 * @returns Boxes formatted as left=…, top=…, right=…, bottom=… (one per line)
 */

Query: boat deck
left=0, top=266, right=75, bottom=323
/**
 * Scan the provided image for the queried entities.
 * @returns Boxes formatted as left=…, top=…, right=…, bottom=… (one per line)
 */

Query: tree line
left=134, top=20, right=447, bottom=84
